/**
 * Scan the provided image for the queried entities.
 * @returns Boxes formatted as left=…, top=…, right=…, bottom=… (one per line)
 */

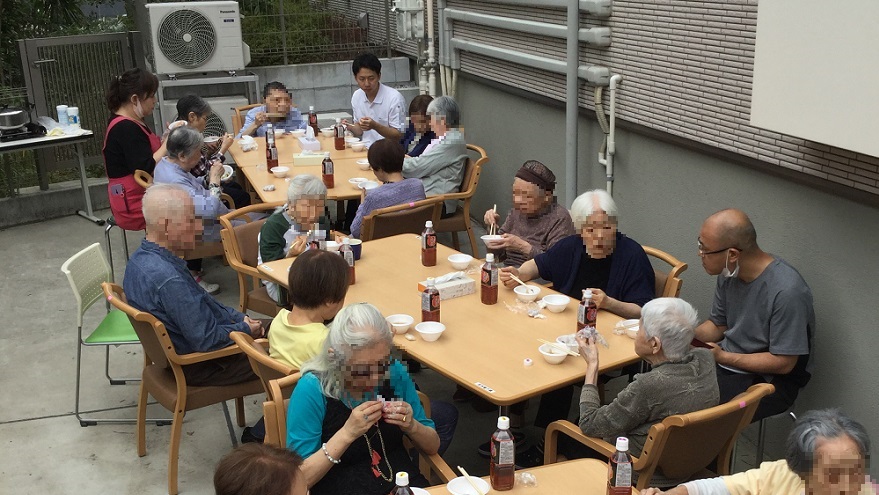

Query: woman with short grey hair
left=153, top=125, right=230, bottom=293
left=286, top=303, right=441, bottom=495
left=258, top=174, right=330, bottom=304
left=642, top=408, right=873, bottom=495
left=571, top=297, right=719, bottom=460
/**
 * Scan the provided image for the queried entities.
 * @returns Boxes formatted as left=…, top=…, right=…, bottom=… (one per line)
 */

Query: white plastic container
left=56, top=105, right=69, bottom=126
left=68, top=106, right=80, bottom=129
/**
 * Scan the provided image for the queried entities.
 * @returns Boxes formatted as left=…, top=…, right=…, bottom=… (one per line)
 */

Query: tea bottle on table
left=390, top=472, right=415, bottom=495
left=340, top=237, right=355, bottom=285
left=321, top=152, right=335, bottom=188
left=481, top=253, right=498, bottom=305
left=421, top=277, right=440, bottom=322
left=334, top=117, right=345, bottom=151
left=421, top=220, right=437, bottom=266
left=607, top=437, right=633, bottom=495
left=490, top=415, right=515, bottom=491
left=577, top=289, right=597, bottom=333
left=308, top=223, right=321, bottom=251
left=308, top=105, right=319, bottom=135
left=265, top=123, right=278, bottom=173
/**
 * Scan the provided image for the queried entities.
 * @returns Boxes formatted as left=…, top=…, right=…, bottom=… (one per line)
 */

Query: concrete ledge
left=0, top=178, right=109, bottom=229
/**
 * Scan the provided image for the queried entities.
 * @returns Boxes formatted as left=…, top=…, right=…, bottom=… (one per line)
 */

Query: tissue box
left=297, top=136, right=322, bottom=152
left=292, top=153, right=324, bottom=167
left=417, top=277, right=476, bottom=301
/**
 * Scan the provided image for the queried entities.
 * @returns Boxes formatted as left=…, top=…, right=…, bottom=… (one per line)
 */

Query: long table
left=424, top=458, right=636, bottom=494
left=228, top=134, right=370, bottom=203
left=257, top=234, right=640, bottom=406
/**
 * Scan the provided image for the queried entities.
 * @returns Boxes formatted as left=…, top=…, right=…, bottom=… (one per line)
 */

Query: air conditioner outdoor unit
left=146, top=1, right=250, bottom=76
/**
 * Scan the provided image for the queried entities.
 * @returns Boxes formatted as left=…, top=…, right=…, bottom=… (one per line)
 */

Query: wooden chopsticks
left=537, top=338, right=580, bottom=357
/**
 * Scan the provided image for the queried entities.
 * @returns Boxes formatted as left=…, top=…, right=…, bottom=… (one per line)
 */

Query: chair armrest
left=172, top=344, right=242, bottom=365
left=419, top=451, right=456, bottom=483
left=545, top=420, right=619, bottom=464
left=254, top=338, right=270, bottom=351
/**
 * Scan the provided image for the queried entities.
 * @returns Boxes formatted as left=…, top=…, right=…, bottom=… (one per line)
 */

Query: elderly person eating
left=483, top=160, right=575, bottom=267
left=640, top=408, right=874, bottom=495
left=402, top=95, right=468, bottom=216
left=286, top=303, right=440, bottom=495
left=571, top=297, right=718, bottom=460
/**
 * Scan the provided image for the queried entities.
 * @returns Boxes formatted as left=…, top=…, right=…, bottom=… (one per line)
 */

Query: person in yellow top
left=641, top=408, right=876, bottom=495
left=268, top=249, right=350, bottom=369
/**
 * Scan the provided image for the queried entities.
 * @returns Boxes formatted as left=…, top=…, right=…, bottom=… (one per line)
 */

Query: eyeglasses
left=697, top=238, right=739, bottom=258
left=349, top=361, right=390, bottom=378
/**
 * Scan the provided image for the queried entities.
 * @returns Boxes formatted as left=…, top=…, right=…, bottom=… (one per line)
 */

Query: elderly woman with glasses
left=641, top=408, right=874, bottom=495
left=286, top=303, right=440, bottom=495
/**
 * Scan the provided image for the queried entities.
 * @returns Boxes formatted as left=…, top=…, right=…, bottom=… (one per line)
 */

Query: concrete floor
left=0, top=209, right=787, bottom=494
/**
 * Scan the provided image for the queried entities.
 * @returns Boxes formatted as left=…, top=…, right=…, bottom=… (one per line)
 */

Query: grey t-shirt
left=709, top=258, right=814, bottom=382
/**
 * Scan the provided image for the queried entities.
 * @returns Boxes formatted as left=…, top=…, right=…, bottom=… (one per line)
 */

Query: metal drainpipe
left=565, top=0, right=579, bottom=207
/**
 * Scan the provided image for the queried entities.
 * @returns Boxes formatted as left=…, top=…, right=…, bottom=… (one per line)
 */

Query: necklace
left=363, top=424, right=393, bottom=482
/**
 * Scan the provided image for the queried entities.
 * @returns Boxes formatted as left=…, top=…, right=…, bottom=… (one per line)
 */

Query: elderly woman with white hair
left=258, top=174, right=330, bottom=305
left=402, top=95, right=468, bottom=215
left=641, top=408, right=874, bottom=495
left=501, top=188, right=655, bottom=319
left=572, top=297, right=719, bottom=458
left=286, top=303, right=440, bottom=495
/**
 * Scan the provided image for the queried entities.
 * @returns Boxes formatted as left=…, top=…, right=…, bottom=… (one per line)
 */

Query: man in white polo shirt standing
left=345, top=53, right=406, bottom=147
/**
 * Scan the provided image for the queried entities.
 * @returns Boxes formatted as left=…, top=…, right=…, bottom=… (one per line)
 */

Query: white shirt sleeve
left=681, top=478, right=731, bottom=495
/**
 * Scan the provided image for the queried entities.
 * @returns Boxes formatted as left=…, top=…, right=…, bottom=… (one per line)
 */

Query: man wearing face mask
left=695, top=209, right=814, bottom=422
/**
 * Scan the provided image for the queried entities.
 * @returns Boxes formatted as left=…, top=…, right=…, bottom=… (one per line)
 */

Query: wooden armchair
left=231, top=103, right=261, bottom=136
left=101, top=282, right=263, bottom=495
left=544, top=383, right=775, bottom=489
left=360, top=197, right=444, bottom=241
left=219, top=202, right=285, bottom=317
left=431, top=144, right=489, bottom=256
left=229, top=331, right=298, bottom=399
left=643, top=246, right=688, bottom=298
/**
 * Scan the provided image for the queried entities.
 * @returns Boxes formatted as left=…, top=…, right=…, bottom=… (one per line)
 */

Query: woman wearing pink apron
left=101, top=68, right=166, bottom=231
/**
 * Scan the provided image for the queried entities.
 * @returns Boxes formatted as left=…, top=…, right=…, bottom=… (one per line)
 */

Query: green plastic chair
left=61, top=242, right=164, bottom=426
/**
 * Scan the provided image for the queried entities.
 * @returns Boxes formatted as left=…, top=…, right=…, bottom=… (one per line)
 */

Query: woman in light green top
left=268, top=249, right=350, bottom=369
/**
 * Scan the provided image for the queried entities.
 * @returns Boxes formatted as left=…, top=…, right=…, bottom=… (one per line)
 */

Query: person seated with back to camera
left=237, top=81, right=307, bottom=138
left=402, top=95, right=468, bottom=217
left=400, top=94, right=436, bottom=157
left=483, top=160, right=575, bottom=268
left=349, top=138, right=427, bottom=239
left=214, top=443, right=308, bottom=495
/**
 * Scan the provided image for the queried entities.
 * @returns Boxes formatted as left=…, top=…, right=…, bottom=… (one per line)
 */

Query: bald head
left=703, top=209, right=758, bottom=251
left=142, top=183, right=193, bottom=231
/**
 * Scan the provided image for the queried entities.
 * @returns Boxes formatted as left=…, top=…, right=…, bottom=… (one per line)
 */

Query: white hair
left=641, top=297, right=698, bottom=361
left=142, top=183, right=191, bottom=227
left=570, top=189, right=618, bottom=230
left=426, top=95, right=461, bottom=127
left=166, top=125, right=203, bottom=159
left=300, top=303, right=392, bottom=400
left=277, top=174, right=327, bottom=213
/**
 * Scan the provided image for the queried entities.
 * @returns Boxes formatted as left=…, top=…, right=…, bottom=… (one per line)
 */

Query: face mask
left=721, top=249, right=740, bottom=278
left=134, top=98, right=144, bottom=119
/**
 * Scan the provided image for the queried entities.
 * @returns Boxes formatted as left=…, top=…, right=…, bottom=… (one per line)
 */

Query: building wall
left=458, top=74, right=879, bottom=471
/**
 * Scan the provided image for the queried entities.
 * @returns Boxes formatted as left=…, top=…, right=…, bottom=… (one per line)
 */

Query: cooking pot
left=0, top=106, right=30, bottom=130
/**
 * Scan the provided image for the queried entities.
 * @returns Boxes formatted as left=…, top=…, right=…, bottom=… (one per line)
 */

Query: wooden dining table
left=423, top=458, right=636, bottom=494
left=257, top=234, right=641, bottom=407
left=228, top=134, right=372, bottom=203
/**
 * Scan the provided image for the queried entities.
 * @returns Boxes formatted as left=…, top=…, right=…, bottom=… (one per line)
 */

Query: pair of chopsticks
left=509, top=273, right=529, bottom=288
left=537, top=338, right=580, bottom=357
left=457, top=466, right=486, bottom=495
left=489, top=204, right=498, bottom=236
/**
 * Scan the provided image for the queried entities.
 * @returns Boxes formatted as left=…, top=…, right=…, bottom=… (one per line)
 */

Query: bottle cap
left=486, top=253, right=495, bottom=263
left=615, top=437, right=629, bottom=452
left=324, top=152, right=330, bottom=158
left=395, top=471, right=410, bottom=486
left=267, top=122, right=273, bottom=128
left=584, top=289, right=593, bottom=299
left=335, top=117, right=341, bottom=123
left=426, top=277, right=435, bottom=287
left=343, top=237, right=350, bottom=245
left=497, top=416, right=510, bottom=429
left=425, top=220, right=433, bottom=228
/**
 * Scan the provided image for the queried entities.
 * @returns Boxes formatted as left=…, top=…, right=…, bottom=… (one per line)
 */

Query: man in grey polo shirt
left=695, top=209, right=814, bottom=421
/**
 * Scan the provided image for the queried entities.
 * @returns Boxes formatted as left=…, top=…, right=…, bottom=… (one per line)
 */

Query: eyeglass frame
left=697, top=237, right=741, bottom=258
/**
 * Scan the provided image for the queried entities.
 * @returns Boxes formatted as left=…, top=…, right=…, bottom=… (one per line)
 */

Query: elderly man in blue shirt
left=237, top=81, right=307, bottom=138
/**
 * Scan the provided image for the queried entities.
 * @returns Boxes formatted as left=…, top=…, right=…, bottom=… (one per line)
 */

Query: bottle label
left=491, top=438, right=515, bottom=466
left=423, top=233, right=436, bottom=250
left=323, top=160, right=334, bottom=174
left=481, top=266, right=497, bottom=285
left=586, top=305, right=597, bottom=325
left=268, top=148, right=278, bottom=160
left=609, top=459, right=632, bottom=489
left=343, top=249, right=354, bottom=267
left=578, top=303, right=586, bottom=325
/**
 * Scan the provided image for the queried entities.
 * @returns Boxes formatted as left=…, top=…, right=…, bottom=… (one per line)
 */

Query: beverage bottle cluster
left=265, top=123, right=278, bottom=173
left=489, top=415, right=515, bottom=491
left=577, top=288, right=598, bottom=333
left=607, top=437, right=633, bottom=494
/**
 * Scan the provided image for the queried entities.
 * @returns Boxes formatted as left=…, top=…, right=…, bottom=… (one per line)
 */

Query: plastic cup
left=349, top=238, right=362, bottom=260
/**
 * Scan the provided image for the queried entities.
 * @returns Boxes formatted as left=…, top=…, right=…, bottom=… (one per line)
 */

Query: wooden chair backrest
left=219, top=202, right=283, bottom=271
left=262, top=373, right=304, bottom=448
left=231, top=103, right=262, bottom=136
left=229, top=331, right=297, bottom=398
left=102, top=282, right=171, bottom=369
left=361, top=197, right=444, bottom=241
left=460, top=144, right=488, bottom=196
left=642, top=246, right=688, bottom=298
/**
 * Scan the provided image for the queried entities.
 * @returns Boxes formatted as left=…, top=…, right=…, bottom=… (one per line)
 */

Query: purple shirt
left=350, top=178, right=427, bottom=238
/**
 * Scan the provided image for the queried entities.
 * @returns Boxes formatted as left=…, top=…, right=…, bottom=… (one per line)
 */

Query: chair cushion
left=142, top=364, right=263, bottom=412
left=84, top=309, right=139, bottom=344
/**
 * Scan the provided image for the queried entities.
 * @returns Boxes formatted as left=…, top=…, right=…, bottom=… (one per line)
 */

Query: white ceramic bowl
left=616, top=318, right=640, bottom=339
left=514, top=284, right=541, bottom=302
left=542, top=294, right=571, bottom=313
left=410, top=488, right=430, bottom=495
left=270, top=166, right=289, bottom=178
left=274, top=129, right=287, bottom=137
left=345, top=136, right=361, bottom=146
left=168, top=120, right=187, bottom=130
left=415, top=321, right=446, bottom=342
left=351, top=142, right=366, bottom=152
left=356, top=159, right=370, bottom=170
left=480, top=234, right=503, bottom=247
left=358, top=180, right=379, bottom=191
left=556, top=334, right=579, bottom=352
left=324, top=240, right=340, bottom=251
left=289, top=129, right=306, bottom=138
left=446, top=476, right=491, bottom=495
left=203, top=135, right=221, bottom=144
left=348, top=177, right=368, bottom=188
left=320, top=127, right=335, bottom=138
left=221, top=164, right=234, bottom=181
left=386, top=314, right=414, bottom=334
left=447, top=253, right=473, bottom=270
left=539, top=343, right=568, bottom=364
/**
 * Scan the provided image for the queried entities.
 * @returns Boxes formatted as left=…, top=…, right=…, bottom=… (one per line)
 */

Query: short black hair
left=367, top=139, right=405, bottom=174
left=263, top=81, right=288, bottom=99
left=175, top=94, right=211, bottom=121
left=352, top=53, right=381, bottom=76
left=287, top=249, right=350, bottom=309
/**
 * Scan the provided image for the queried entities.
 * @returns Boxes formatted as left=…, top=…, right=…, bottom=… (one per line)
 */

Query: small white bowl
left=324, top=240, right=340, bottom=252
left=556, top=334, right=579, bottom=352
left=542, top=294, right=570, bottom=313
left=348, top=177, right=368, bottom=188
left=203, top=135, right=221, bottom=144
left=351, top=142, right=366, bottom=152
left=447, top=253, right=473, bottom=270
left=345, top=136, right=361, bottom=146
left=616, top=319, right=640, bottom=339
left=356, top=159, right=370, bottom=170
left=480, top=234, right=503, bottom=247
left=386, top=314, right=414, bottom=334
left=289, top=129, right=306, bottom=138
left=168, top=120, right=187, bottom=130
left=358, top=180, right=379, bottom=191
left=446, top=476, right=490, bottom=495
left=274, top=129, right=287, bottom=137
left=270, top=166, right=289, bottom=178
left=415, top=321, right=446, bottom=342
left=539, top=343, right=568, bottom=364
left=514, top=284, right=541, bottom=302
left=220, top=164, right=234, bottom=181
left=320, top=127, right=335, bottom=138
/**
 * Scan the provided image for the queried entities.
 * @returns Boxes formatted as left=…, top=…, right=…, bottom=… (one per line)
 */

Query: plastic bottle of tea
left=321, top=152, right=335, bottom=189
left=577, top=289, right=597, bottom=333
left=481, top=253, right=498, bottom=305
left=265, top=123, right=278, bottom=173
left=340, top=237, right=355, bottom=285
left=308, top=105, right=319, bottom=135
left=421, top=277, right=440, bottom=322
left=490, top=415, right=515, bottom=491
left=334, top=117, right=345, bottom=150
left=607, top=437, right=633, bottom=495
left=421, top=221, right=437, bottom=267
left=390, top=472, right=414, bottom=495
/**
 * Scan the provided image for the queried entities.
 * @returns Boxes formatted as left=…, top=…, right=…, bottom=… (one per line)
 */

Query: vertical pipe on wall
left=605, top=74, right=621, bottom=195
left=427, top=0, right=437, bottom=96
left=564, top=0, right=579, bottom=206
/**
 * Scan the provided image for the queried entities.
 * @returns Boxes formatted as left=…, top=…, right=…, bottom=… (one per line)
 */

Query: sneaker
left=195, top=276, right=220, bottom=295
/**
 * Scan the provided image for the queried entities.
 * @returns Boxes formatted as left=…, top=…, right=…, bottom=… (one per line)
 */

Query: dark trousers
left=715, top=366, right=802, bottom=422
left=182, top=353, right=257, bottom=387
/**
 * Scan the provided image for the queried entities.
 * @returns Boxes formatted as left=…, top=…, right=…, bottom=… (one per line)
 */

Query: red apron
left=102, top=116, right=162, bottom=231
